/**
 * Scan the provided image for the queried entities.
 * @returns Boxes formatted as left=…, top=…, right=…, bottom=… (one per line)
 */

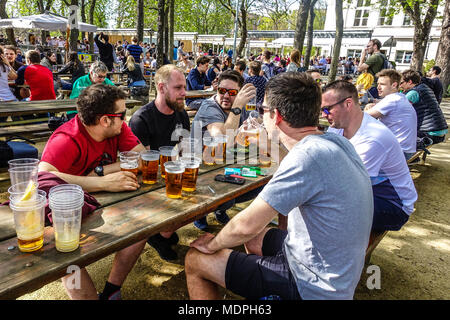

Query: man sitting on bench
left=324, top=80, right=418, bottom=232
left=39, top=84, right=147, bottom=300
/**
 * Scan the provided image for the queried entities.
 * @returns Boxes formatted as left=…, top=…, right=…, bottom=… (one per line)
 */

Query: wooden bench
left=0, top=123, right=51, bottom=138
left=56, top=89, right=72, bottom=100
left=407, top=145, right=433, bottom=165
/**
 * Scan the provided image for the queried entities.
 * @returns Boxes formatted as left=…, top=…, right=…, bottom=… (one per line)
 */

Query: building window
left=378, top=0, right=394, bottom=26
left=354, top=9, right=370, bottom=26
left=403, top=15, right=412, bottom=26
left=347, top=49, right=362, bottom=58
left=357, top=0, right=371, bottom=6
left=395, top=50, right=413, bottom=64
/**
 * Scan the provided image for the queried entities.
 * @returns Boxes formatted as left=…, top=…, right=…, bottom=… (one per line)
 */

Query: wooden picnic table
left=0, top=99, right=144, bottom=118
left=185, top=90, right=215, bottom=99
left=0, top=156, right=278, bottom=299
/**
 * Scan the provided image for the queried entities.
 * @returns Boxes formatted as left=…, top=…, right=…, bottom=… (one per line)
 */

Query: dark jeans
left=187, top=99, right=205, bottom=110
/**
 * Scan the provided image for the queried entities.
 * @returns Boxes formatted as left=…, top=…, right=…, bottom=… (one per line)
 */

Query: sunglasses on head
left=103, top=110, right=126, bottom=120
left=218, top=87, right=239, bottom=96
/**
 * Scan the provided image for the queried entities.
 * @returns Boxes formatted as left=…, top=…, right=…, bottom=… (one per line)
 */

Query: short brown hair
left=4, top=45, right=17, bottom=53
left=401, top=69, right=421, bottom=85
left=249, top=61, right=261, bottom=75
left=77, top=84, right=127, bottom=126
left=217, top=70, right=244, bottom=89
left=376, top=69, right=401, bottom=87
left=322, top=80, right=359, bottom=105
left=265, top=72, right=321, bottom=128
left=234, top=60, right=246, bottom=72
left=196, top=56, right=210, bottom=67
left=25, top=50, right=41, bottom=63
left=290, top=50, right=300, bottom=65
left=370, top=39, right=382, bottom=50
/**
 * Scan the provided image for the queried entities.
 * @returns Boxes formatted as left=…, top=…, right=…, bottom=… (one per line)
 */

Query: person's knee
left=185, top=247, right=203, bottom=274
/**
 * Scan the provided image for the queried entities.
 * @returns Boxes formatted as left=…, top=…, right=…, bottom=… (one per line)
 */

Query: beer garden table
left=0, top=153, right=283, bottom=299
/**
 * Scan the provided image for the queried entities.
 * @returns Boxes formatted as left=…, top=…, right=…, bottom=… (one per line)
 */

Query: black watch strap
left=231, top=108, right=241, bottom=115
left=94, top=166, right=104, bottom=176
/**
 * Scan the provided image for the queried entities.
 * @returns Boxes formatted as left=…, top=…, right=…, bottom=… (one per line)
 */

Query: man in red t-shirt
left=16, top=50, right=56, bottom=101
left=39, top=84, right=146, bottom=300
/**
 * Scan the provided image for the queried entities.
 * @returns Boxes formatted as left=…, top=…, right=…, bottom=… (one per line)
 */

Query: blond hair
left=126, top=55, right=136, bottom=71
left=154, top=64, right=184, bottom=88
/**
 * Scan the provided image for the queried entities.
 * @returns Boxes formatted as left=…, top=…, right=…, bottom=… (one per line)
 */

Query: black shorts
left=225, top=228, right=302, bottom=300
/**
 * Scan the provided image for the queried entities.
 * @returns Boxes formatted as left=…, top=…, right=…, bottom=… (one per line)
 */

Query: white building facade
left=322, top=0, right=445, bottom=70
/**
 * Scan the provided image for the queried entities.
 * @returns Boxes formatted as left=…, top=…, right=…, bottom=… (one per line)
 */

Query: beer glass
left=164, top=161, right=185, bottom=199
left=245, top=97, right=257, bottom=111
left=8, top=165, right=39, bottom=186
left=235, top=127, right=260, bottom=147
left=178, top=138, right=201, bottom=158
left=8, top=158, right=39, bottom=168
left=202, top=136, right=218, bottom=165
left=9, top=189, right=47, bottom=252
left=180, top=156, right=201, bottom=192
left=119, top=151, right=140, bottom=176
left=140, top=150, right=160, bottom=184
left=213, top=134, right=228, bottom=164
left=258, top=129, right=271, bottom=167
left=159, top=146, right=177, bottom=178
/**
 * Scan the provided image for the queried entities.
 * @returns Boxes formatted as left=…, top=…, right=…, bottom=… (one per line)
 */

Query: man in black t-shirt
left=129, top=64, right=190, bottom=261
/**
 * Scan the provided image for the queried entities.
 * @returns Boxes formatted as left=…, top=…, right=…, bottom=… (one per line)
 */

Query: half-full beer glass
left=119, top=151, right=140, bottom=176
left=203, top=137, right=218, bottom=165
left=159, top=146, right=177, bottom=178
left=213, top=134, right=228, bottom=164
left=180, top=156, right=201, bottom=192
left=140, top=150, right=160, bottom=184
left=164, top=161, right=185, bottom=199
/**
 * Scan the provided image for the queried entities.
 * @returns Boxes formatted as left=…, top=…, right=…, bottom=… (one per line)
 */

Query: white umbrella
left=0, top=12, right=97, bottom=32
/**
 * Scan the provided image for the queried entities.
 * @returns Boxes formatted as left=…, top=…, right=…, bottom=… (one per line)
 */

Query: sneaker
left=147, top=234, right=178, bottom=261
left=193, top=217, right=208, bottom=231
left=214, top=210, right=230, bottom=225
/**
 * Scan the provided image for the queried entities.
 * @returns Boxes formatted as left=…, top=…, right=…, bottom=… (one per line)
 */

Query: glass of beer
left=140, top=150, right=160, bottom=184
left=213, top=134, right=228, bottom=164
left=119, top=151, right=140, bottom=176
left=258, top=129, right=271, bottom=167
left=178, top=138, right=201, bottom=158
left=235, top=127, right=260, bottom=147
left=180, top=156, right=201, bottom=192
left=164, top=161, right=185, bottom=199
left=245, top=97, right=257, bottom=111
left=159, top=146, right=177, bottom=178
left=203, top=136, right=218, bottom=165
left=9, top=189, right=47, bottom=253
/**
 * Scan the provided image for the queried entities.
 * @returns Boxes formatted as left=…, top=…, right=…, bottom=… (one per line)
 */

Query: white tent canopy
left=0, top=12, right=97, bottom=32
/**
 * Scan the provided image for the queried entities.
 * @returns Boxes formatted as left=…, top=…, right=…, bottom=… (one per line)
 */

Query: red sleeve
left=41, top=133, right=81, bottom=174
left=118, top=122, right=141, bottom=152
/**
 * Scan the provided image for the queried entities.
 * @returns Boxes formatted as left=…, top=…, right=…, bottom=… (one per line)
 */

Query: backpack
left=377, top=53, right=394, bottom=70
left=0, top=136, right=38, bottom=168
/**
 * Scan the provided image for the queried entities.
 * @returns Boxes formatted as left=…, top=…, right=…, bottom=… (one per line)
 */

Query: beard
left=165, top=95, right=185, bottom=112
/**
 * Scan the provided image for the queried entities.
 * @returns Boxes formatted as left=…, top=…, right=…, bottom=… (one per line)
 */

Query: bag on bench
left=130, top=85, right=149, bottom=97
left=48, top=113, right=69, bottom=131
left=0, top=136, right=38, bottom=168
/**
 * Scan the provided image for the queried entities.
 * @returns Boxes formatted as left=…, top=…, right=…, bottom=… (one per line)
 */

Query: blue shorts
left=225, top=228, right=302, bottom=300
left=372, top=195, right=410, bottom=231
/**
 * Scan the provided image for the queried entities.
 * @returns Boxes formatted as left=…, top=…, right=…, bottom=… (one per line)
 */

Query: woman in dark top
left=123, top=55, right=145, bottom=87
left=207, top=57, right=221, bottom=83
left=58, top=52, right=85, bottom=90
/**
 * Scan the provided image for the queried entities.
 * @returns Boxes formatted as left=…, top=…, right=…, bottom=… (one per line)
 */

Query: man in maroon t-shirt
left=16, top=50, right=56, bottom=101
left=40, top=84, right=146, bottom=300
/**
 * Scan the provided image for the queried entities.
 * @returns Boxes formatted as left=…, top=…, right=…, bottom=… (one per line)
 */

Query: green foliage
left=423, top=59, right=435, bottom=74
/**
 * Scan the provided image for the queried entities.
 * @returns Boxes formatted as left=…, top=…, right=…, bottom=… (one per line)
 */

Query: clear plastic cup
left=213, top=134, right=228, bottom=164
left=159, top=146, right=177, bottom=178
left=179, top=138, right=201, bottom=157
left=9, top=190, right=47, bottom=253
left=119, top=151, right=140, bottom=176
left=8, top=158, right=39, bottom=168
left=140, top=150, right=160, bottom=184
left=203, top=136, right=218, bottom=165
left=49, top=184, right=84, bottom=253
left=8, top=165, right=39, bottom=186
left=164, top=161, right=185, bottom=199
left=180, top=156, right=201, bottom=192
left=8, top=182, right=40, bottom=202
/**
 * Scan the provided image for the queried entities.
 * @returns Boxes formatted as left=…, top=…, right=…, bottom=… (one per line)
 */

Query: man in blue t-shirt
left=126, top=36, right=143, bottom=64
left=185, top=72, right=373, bottom=300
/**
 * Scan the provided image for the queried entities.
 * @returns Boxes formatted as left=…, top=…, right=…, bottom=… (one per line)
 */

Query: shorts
left=225, top=228, right=302, bottom=300
left=372, top=195, right=410, bottom=231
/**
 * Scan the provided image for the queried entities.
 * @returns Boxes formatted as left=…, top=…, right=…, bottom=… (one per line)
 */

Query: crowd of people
left=1, top=34, right=448, bottom=300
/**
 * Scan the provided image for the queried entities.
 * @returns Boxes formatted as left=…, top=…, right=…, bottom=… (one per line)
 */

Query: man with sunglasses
left=39, top=84, right=147, bottom=300
left=70, top=61, right=114, bottom=99
left=323, top=80, right=417, bottom=233
left=185, top=72, right=374, bottom=300
left=191, top=70, right=257, bottom=230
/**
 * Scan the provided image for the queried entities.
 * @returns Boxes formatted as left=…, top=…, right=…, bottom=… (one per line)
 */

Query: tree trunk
left=435, top=0, right=450, bottom=96
left=304, top=0, right=318, bottom=69
left=137, top=0, right=144, bottom=42
left=293, top=0, right=312, bottom=54
left=88, top=0, right=96, bottom=54
left=156, top=0, right=166, bottom=69
left=237, top=3, right=247, bottom=58
left=164, top=2, right=169, bottom=58
left=168, top=0, right=175, bottom=63
left=0, top=0, right=15, bottom=46
left=328, top=0, right=343, bottom=82
left=80, top=0, right=87, bottom=41
left=69, top=1, right=80, bottom=52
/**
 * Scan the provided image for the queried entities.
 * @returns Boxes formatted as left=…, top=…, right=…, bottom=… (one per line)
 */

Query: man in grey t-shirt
left=185, top=72, right=373, bottom=300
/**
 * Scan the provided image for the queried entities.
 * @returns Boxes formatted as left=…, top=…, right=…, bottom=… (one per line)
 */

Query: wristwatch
left=94, top=165, right=104, bottom=176
left=231, top=108, right=241, bottom=115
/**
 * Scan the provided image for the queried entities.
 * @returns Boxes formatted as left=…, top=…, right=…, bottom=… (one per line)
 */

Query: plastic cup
left=8, top=158, right=39, bottom=168
left=49, top=184, right=84, bottom=253
left=9, top=190, right=47, bottom=252
left=213, top=134, right=228, bottom=164
left=179, top=138, right=201, bottom=157
left=164, top=161, right=185, bottom=199
left=140, top=150, right=160, bottom=184
left=159, top=146, right=177, bottom=178
left=119, top=151, right=140, bottom=176
left=8, top=182, right=40, bottom=202
left=8, top=165, right=39, bottom=186
left=202, top=137, right=218, bottom=165
left=180, top=156, right=201, bottom=192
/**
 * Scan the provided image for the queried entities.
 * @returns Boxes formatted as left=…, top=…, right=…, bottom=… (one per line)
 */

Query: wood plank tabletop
left=185, top=90, right=215, bottom=99
left=0, top=161, right=277, bottom=299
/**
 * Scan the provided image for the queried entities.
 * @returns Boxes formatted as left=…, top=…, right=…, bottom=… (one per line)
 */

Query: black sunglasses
left=321, top=96, right=352, bottom=115
left=103, top=111, right=126, bottom=120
